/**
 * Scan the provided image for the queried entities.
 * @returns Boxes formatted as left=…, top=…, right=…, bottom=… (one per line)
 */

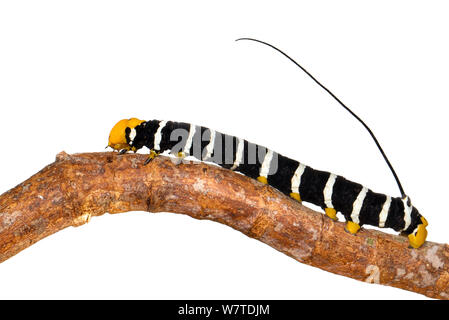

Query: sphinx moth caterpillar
left=107, top=39, right=428, bottom=248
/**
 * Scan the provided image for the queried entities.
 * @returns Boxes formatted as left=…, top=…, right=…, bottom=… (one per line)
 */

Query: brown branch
left=0, top=152, right=448, bottom=299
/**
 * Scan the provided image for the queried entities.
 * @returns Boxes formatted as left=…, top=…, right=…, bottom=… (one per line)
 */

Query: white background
left=0, top=1, right=448, bottom=299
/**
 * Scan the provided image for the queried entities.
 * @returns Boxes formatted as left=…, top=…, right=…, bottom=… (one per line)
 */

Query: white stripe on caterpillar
left=323, top=173, right=337, bottom=208
left=378, top=196, right=391, bottom=228
left=291, top=163, right=306, bottom=194
left=379, top=196, right=391, bottom=228
left=153, top=120, right=167, bottom=151
left=402, top=196, right=412, bottom=231
left=351, top=187, right=368, bottom=224
left=183, top=124, right=196, bottom=155
left=203, top=129, right=216, bottom=161
left=231, top=138, right=244, bottom=170
left=259, top=149, right=274, bottom=178
left=129, top=128, right=137, bottom=142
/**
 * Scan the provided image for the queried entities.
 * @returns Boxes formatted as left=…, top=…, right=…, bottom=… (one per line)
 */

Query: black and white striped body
left=129, top=120, right=423, bottom=235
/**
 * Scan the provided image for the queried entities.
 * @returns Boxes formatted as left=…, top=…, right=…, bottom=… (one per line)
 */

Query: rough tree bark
left=0, top=152, right=448, bottom=299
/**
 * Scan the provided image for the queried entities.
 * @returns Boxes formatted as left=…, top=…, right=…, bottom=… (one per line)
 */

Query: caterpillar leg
left=346, top=221, right=361, bottom=234
left=408, top=217, right=428, bottom=249
left=289, top=192, right=302, bottom=202
left=257, top=176, right=268, bottom=184
left=144, top=149, right=160, bottom=165
left=324, top=208, right=337, bottom=221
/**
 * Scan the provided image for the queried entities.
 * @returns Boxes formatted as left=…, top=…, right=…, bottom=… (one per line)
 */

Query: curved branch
left=0, top=152, right=448, bottom=299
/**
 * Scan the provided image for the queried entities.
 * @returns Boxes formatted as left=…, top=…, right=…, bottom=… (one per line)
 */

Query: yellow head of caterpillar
left=107, top=118, right=145, bottom=151
left=408, top=216, right=428, bottom=249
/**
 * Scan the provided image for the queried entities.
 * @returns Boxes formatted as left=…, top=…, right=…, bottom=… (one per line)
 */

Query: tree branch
left=0, top=152, right=448, bottom=299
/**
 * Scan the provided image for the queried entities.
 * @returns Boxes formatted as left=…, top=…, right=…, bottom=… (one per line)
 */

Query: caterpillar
left=107, top=38, right=428, bottom=249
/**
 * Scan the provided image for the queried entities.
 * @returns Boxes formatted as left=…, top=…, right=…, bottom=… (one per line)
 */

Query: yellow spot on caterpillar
left=346, top=221, right=360, bottom=234
left=177, top=151, right=186, bottom=158
left=289, top=192, right=302, bottom=202
left=325, top=208, right=337, bottom=221
left=257, top=176, right=268, bottom=184
left=408, top=223, right=428, bottom=249
left=149, top=150, right=159, bottom=159
left=144, top=149, right=160, bottom=165
left=421, top=216, right=428, bottom=227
